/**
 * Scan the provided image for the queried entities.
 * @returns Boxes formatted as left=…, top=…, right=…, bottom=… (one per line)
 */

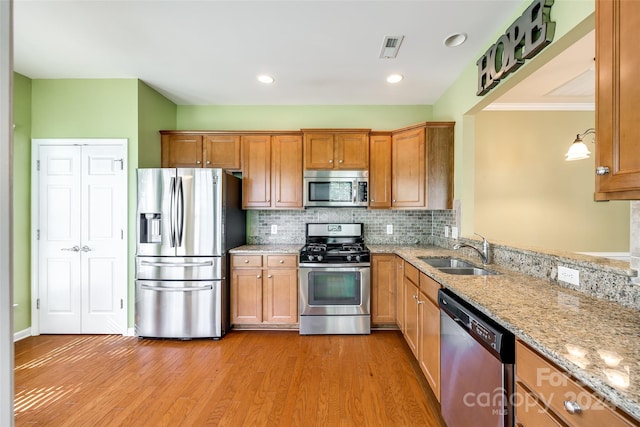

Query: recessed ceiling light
left=257, top=75, right=275, bottom=84
left=386, top=74, right=403, bottom=84
left=444, top=33, right=467, bottom=48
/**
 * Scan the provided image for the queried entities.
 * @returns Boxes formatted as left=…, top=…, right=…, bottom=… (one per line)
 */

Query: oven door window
left=308, top=271, right=361, bottom=305
left=308, top=181, right=353, bottom=202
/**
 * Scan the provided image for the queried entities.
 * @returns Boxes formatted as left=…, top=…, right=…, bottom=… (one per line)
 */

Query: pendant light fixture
left=565, top=128, right=595, bottom=161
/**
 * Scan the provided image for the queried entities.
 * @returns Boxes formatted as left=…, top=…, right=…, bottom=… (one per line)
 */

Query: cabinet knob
left=244, top=259, right=249, bottom=263
left=339, top=159, right=343, bottom=163
left=279, top=259, right=284, bottom=263
left=596, top=166, right=610, bottom=176
left=563, top=400, right=582, bottom=415
left=329, top=159, right=333, bottom=163
left=206, top=160, right=211, bottom=165
left=392, top=199, right=396, bottom=203
left=257, top=275, right=262, bottom=279
left=268, top=274, right=273, bottom=278
left=196, top=160, right=201, bottom=164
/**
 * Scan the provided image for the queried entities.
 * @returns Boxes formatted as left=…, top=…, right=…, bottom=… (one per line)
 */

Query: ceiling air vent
left=379, top=35, right=404, bottom=59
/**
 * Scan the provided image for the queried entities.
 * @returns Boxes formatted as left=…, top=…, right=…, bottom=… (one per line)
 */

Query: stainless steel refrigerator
left=135, top=168, right=245, bottom=339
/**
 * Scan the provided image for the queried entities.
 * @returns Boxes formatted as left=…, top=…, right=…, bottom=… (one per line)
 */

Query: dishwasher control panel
left=438, top=288, right=515, bottom=361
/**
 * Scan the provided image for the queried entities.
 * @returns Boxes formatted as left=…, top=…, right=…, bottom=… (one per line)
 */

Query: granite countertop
left=231, top=244, right=640, bottom=421
left=372, top=245, right=640, bottom=423
left=230, top=244, right=302, bottom=254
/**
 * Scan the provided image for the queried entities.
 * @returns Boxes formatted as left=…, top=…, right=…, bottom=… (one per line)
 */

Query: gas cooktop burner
left=300, top=223, right=370, bottom=264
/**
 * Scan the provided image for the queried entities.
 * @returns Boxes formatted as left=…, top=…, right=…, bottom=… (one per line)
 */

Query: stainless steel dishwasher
left=439, top=288, right=515, bottom=427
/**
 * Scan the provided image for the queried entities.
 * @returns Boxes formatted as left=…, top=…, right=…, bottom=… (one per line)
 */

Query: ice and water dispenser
left=139, top=213, right=162, bottom=243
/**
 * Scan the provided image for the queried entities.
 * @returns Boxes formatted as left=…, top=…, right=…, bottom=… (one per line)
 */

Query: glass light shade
left=565, top=140, right=591, bottom=161
left=386, top=74, right=403, bottom=84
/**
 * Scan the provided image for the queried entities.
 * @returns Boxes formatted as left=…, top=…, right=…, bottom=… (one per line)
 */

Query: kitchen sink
left=417, top=257, right=500, bottom=276
left=418, top=257, right=476, bottom=268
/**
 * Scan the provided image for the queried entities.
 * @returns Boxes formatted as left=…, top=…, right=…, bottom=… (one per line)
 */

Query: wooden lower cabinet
left=403, top=263, right=420, bottom=357
left=515, top=340, right=636, bottom=427
left=371, top=254, right=396, bottom=325
left=396, top=257, right=405, bottom=331
left=418, top=272, right=441, bottom=402
left=231, top=254, right=298, bottom=327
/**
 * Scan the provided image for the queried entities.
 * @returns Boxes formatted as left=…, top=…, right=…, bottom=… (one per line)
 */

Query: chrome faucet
left=453, top=233, right=490, bottom=265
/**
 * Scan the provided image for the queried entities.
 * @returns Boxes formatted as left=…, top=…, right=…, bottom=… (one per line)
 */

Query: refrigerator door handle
left=140, top=260, right=214, bottom=267
left=140, top=284, right=214, bottom=292
left=177, top=176, right=185, bottom=247
left=169, top=176, right=177, bottom=247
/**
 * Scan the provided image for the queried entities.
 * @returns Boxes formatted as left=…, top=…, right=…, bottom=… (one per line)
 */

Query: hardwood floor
left=14, top=330, right=445, bottom=426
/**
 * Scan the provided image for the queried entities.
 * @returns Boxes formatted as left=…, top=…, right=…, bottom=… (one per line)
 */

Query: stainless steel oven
left=298, top=223, right=371, bottom=335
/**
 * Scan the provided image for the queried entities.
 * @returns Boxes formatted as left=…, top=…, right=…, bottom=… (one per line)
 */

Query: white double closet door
left=33, top=139, right=128, bottom=334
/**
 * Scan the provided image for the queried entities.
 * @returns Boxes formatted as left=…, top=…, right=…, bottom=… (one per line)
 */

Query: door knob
left=61, top=246, right=80, bottom=252
left=81, top=245, right=92, bottom=252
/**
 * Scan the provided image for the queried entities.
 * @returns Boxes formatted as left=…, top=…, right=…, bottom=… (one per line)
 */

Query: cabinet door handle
left=563, top=400, right=582, bottom=415
left=596, top=166, right=610, bottom=175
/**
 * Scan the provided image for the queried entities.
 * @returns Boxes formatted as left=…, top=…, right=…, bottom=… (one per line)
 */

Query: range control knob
left=307, top=255, right=314, bottom=261
left=317, top=255, right=323, bottom=262
left=347, top=255, right=353, bottom=262
left=355, top=255, right=361, bottom=262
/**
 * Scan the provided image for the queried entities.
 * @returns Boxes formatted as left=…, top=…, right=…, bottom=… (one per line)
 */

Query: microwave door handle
left=353, top=180, right=357, bottom=203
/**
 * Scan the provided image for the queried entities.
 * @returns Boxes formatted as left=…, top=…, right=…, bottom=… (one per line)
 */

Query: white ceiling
left=13, top=0, right=593, bottom=108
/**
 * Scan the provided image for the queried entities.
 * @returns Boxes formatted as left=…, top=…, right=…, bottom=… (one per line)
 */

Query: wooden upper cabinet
left=392, top=125, right=426, bottom=208
left=369, top=132, right=392, bottom=209
left=426, top=123, right=454, bottom=209
left=302, top=130, right=369, bottom=170
left=161, top=133, right=203, bottom=168
left=242, top=135, right=272, bottom=208
left=272, top=134, right=303, bottom=209
left=595, top=0, right=640, bottom=200
left=242, top=133, right=303, bottom=209
left=390, top=122, right=454, bottom=209
left=161, top=131, right=240, bottom=170
left=203, top=135, right=241, bottom=170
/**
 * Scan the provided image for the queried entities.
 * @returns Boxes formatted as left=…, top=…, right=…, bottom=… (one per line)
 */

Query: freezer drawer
left=135, top=280, right=222, bottom=339
left=135, top=256, right=222, bottom=281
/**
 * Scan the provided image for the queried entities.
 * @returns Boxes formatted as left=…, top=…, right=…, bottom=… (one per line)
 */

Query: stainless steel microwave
left=303, top=170, right=368, bottom=207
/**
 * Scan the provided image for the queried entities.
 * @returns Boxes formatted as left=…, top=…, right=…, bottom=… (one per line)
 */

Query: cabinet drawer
left=404, top=262, right=419, bottom=285
left=419, top=272, right=441, bottom=304
left=266, top=254, right=297, bottom=268
left=516, top=341, right=634, bottom=427
left=515, top=382, right=564, bottom=427
left=231, top=255, right=263, bottom=268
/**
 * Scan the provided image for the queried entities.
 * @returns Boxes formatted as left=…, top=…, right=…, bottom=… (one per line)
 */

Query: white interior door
left=38, top=145, right=83, bottom=333
left=35, top=140, right=128, bottom=334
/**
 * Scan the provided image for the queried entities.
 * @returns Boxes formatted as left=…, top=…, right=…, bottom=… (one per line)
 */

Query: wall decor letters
left=476, top=0, right=555, bottom=96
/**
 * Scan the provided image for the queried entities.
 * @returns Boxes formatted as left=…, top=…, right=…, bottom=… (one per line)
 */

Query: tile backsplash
left=246, top=208, right=456, bottom=245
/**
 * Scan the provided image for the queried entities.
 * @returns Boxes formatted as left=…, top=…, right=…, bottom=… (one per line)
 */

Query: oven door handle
left=299, top=263, right=371, bottom=269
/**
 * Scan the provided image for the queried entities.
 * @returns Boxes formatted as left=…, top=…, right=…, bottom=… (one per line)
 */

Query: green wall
left=177, top=105, right=432, bottom=130
left=432, top=0, right=596, bottom=238
left=14, top=78, right=176, bottom=333
left=13, top=73, right=32, bottom=332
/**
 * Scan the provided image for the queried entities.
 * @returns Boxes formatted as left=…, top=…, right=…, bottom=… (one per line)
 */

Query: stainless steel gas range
left=298, top=223, right=371, bottom=335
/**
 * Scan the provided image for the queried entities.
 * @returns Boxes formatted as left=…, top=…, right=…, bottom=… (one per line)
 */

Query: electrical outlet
left=271, top=224, right=278, bottom=235
left=444, top=226, right=449, bottom=238
left=558, top=266, right=580, bottom=286
left=386, top=224, right=393, bottom=235
left=451, top=226, right=459, bottom=239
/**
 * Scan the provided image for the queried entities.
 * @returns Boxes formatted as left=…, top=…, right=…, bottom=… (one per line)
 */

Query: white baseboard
left=14, top=328, right=31, bottom=342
